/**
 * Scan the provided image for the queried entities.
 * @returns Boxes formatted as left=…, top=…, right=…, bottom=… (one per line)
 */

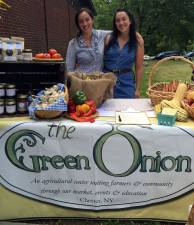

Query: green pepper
left=72, top=91, right=87, bottom=105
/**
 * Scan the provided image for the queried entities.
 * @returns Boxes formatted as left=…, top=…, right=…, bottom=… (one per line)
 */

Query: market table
left=0, top=99, right=194, bottom=223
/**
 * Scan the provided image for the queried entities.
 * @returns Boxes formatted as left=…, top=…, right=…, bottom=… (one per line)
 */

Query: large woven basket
left=35, top=85, right=69, bottom=119
left=146, top=56, right=194, bottom=106
left=35, top=110, right=63, bottom=119
left=67, top=72, right=116, bottom=107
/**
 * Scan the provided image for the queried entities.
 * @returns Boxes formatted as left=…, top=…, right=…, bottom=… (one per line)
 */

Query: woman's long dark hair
left=106, top=9, right=137, bottom=51
left=75, top=8, right=94, bottom=37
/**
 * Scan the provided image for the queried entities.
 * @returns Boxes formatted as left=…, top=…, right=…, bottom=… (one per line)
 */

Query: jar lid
left=17, top=94, right=28, bottom=99
left=6, top=98, right=16, bottom=105
left=6, top=84, right=15, bottom=88
left=0, top=98, right=4, bottom=105
left=0, top=83, right=5, bottom=88
left=23, top=49, right=32, bottom=53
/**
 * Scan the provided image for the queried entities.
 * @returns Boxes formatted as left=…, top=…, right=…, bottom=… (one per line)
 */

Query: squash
left=160, top=83, right=189, bottom=121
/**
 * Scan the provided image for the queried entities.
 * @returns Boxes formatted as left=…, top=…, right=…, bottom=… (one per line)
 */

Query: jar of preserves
left=0, top=83, right=5, bottom=97
left=22, top=49, right=32, bottom=61
left=6, top=84, right=16, bottom=97
left=6, top=98, right=16, bottom=115
left=0, top=40, right=2, bottom=61
left=17, top=94, right=28, bottom=113
left=0, top=98, right=4, bottom=115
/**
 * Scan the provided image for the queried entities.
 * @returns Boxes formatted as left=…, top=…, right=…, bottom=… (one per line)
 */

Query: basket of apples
left=34, top=48, right=63, bottom=61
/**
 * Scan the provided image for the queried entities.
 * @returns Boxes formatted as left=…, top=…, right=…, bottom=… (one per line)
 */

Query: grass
left=141, top=59, right=194, bottom=97
left=21, top=219, right=184, bottom=225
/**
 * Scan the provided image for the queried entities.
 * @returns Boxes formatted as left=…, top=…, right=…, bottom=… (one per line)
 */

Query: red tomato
left=43, top=53, right=51, bottom=58
left=35, top=53, right=44, bottom=58
left=48, top=49, right=57, bottom=55
left=52, top=53, right=62, bottom=59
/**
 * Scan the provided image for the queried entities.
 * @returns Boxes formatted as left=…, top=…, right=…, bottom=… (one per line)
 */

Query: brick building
left=0, top=0, right=95, bottom=57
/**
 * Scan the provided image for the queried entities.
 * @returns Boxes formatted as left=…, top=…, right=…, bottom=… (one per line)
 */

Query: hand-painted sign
left=0, top=122, right=193, bottom=210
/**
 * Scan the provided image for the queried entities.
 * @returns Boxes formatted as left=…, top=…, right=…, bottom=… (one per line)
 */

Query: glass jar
left=6, top=84, right=16, bottom=97
left=17, top=94, right=28, bottom=113
left=16, top=42, right=23, bottom=61
left=2, top=39, right=17, bottom=62
left=0, top=83, right=5, bottom=97
left=0, top=40, right=2, bottom=61
left=6, top=98, right=16, bottom=115
left=22, top=49, right=32, bottom=61
left=0, top=98, right=4, bottom=115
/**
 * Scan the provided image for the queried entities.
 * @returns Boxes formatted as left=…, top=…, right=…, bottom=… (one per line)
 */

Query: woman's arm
left=66, top=39, right=76, bottom=73
left=135, top=32, right=144, bottom=98
left=104, top=34, right=111, bottom=48
left=97, top=29, right=111, bottom=39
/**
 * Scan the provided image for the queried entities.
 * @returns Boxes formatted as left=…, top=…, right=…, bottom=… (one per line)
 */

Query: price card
left=115, top=111, right=150, bottom=125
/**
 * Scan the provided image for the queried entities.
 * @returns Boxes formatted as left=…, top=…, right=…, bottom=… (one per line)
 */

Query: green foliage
left=93, top=0, right=194, bottom=54
left=102, top=221, right=164, bottom=225
left=102, top=220, right=120, bottom=225
left=93, top=0, right=119, bottom=30
left=186, top=40, right=194, bottom=51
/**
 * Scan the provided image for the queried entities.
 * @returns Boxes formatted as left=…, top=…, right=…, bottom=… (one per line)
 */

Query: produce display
left=33, top=85, right=66, bottom=109
left=160, top=80, right=194, bottom=93
left=160, top=80, right=179, bottom=92
left=67, top=72, right=117, bottom=107
left=67, top=91, right=97, bottom=122
left=147, top=55, right=194, bottom=106
left=28, top=83, right=68, bottom=119
left=34, top=48, right=63, bottom=60
left=154, top=83, right=189, bottom=122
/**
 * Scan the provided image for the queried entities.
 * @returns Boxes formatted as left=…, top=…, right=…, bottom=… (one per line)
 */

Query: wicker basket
left=67, top=72, right=116, bottom=107
left=146, top=56, right=194, bottom=106
left=181, top=99, right=194, bottom=119
left=35, top=110, right=63, bottom=119
left=34, top=86, right=69, bottom=119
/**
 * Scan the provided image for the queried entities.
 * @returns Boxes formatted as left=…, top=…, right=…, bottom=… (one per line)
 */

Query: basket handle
left=64, top=85, right=69, bottom=102
left=148, top=56, right=194, bottom=87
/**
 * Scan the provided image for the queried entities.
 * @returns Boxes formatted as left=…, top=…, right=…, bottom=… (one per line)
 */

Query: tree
left=93, top=0, right=120, bottom=30
left=93, top=0, right=194, bottom=54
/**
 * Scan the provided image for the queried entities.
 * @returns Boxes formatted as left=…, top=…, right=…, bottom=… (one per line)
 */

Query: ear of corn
left=159, top=83, right=189, bottom=122
left=160, top=99, right=188, bottom=121
left=161, top=107, right=177, bottom=116
left=154, top=104, right=161, bottom=114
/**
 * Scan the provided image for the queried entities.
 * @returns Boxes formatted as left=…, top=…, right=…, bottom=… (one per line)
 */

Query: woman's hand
left=135, top=89, right=141, bottom=98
